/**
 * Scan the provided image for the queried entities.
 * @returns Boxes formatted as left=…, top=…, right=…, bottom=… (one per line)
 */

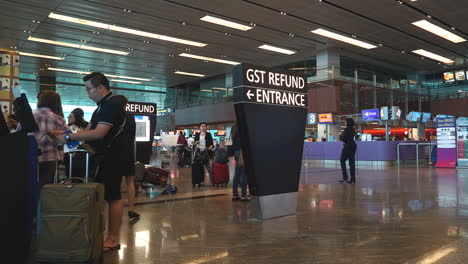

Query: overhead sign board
left=307, top=113, right=318, bottom=125
left=233, top=64, right=307, bottom=93
left=318, top=113, right=333, bottom=124
left=233, top=64, right=307, bottom=108
left=235, top=87, right=307, bottom=108
left=362, top=109, right=379, bottom=121
left=380, top=106, right=389, bottom=120
left=126, top=101, right=157, bottom=115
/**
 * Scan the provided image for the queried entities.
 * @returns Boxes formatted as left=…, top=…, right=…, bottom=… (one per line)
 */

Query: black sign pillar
left=125, top=102, right=157, bottom=164
left=233, top=64, right=308, bottom=219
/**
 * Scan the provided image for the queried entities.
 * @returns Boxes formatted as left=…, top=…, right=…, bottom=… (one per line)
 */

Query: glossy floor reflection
left=30, top=163, right=468, bottom=263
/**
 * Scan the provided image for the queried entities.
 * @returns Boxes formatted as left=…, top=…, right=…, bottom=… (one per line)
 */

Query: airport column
left=0, top=50, right=19, bottom=119
left=233, top=64, right=308, bottom=219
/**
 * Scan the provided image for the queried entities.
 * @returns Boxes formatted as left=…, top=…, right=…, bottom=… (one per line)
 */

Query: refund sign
left=126, top=101, right=157, bottom=115
left=233, top=64, right=308, bottom=108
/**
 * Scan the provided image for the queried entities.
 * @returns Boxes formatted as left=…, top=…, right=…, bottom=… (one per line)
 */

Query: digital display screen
left=216, top=130, right=226, bottom=136
left=406, top=112, right=413, bottom=121
left=362, top=109, right=380, bottom=121
left=411, top=112, right=421, bottom=122
left=455, top=70, right=466, bottom=81
left=135, top=115, right=150, bottom=142
left=318, top=113, right=333, bottom=124
left=421, top=112, right=431, bottom=123
left=443, top=72, right=455, bottom=82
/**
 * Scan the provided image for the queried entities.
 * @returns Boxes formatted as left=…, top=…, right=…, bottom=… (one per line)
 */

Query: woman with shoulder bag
left=194, top=122, right=214, bottom=184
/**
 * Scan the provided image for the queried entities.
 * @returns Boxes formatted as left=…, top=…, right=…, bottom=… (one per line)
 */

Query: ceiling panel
left=1, top=0, right=468, bottom=108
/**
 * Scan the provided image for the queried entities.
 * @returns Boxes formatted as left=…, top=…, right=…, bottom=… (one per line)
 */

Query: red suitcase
left=212, top=162, right=229, bottom=187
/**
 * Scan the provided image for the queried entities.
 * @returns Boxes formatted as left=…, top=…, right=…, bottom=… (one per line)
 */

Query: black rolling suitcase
left=192, top=163, right=205, bottom=187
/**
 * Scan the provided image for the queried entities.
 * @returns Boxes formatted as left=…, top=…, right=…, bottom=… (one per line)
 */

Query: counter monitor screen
left=455, top=70, right=466, bottom=81
left=216, top=130, right=226, bottom=136
left=135, top=115, right=150, bottom=142
left=443, top=72, right=455, bottom=82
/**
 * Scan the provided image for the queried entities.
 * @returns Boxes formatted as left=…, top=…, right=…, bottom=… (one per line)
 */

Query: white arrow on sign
left=246, top=89, right=254, bottom=99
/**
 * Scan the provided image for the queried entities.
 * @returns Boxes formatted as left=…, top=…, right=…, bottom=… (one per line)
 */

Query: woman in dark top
left=339, top=118, right=357, bottom=184
left=194, top=122, right=214, bottom=183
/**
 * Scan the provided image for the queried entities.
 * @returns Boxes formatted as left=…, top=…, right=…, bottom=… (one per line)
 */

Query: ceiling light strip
left=412, top=20, right=466, bottom=43
left=200, top=15, right=252, bottom=31
left=258, top=44, right=296, bottom=55
left=179, top=53, right=240, bottom=65
left=411, top=49, right=454, bottom=64
left=311, top=28, right=377, bottom=49
left=28, top=36, right=129, bottom=55
left=110, top=79, right=142, bottom=84
left=174, top=71, right=205, bottom=77
left=48, top=67, right=91, bottom=74
left=49, top=12, right=207, bottom=47
left=105, top=74, right=151, bottom=81
left=19, top=52, right=64, bottom=60
left=48, top=67, right=151, bottom=80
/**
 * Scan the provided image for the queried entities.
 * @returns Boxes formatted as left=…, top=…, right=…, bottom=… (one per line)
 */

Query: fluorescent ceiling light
left=175, top=71, right=205, bottom=77
left=200, top=89, right=213, bottom=92
left=258, top=44, right=296, bottom=55
left=412, top=49, right=454, bottom=64
left=311, top=28, right=377, bottom=49
left=48, top=67, right=90, bottom=74
left=213, top=87, right=227, bottom=90
left=110, top=79, right=141, bottom=84
left=412, top=20, right=466, bottom=43
left=179, top=53, right=240, bottom=65
left=48, top=12, right=207, bottom=47
left=200, top=15, right=252, bottom=31
left=105, top=74, right=151, bottom=81
left=48, top=67, right=151, bottom=80
left=28, top=36, right=129, bottom=55
left=19, top=52, right=64, bottom=60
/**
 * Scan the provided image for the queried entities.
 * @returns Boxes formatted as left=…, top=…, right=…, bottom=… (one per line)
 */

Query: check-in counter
left=302, top=141, right=425, bottom=167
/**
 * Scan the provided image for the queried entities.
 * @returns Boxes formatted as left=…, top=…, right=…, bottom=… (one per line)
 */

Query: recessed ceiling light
left=258, top=44, right=296, bottom=55
left=175, top=71, right=205, bottom=77
left=311, top=28, right=377, bottom=49
left=48, top=12, right=207, bottom=47
left=412, top=20, right=466, bottom=43
left=28, top=36, right=129, bottom=55
left=20, top=52, right=64, bottom=60
left=200, top=15, right=252, bottom=31
left=110, top=79, right=141, bottom=84
left=179, top=53, right=240, bottom=65
left=411, top=49, right=454, bottom=64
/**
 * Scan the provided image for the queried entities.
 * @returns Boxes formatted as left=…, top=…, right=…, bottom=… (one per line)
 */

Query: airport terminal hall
left=3, top=0, right=468, bottom=263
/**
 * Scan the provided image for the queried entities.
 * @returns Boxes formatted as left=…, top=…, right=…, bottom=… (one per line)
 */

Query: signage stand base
left=251, top=192, right=298, bottom=220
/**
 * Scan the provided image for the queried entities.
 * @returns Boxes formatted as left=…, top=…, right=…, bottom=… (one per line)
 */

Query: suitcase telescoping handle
left=68, top=149, right=89, bottom=183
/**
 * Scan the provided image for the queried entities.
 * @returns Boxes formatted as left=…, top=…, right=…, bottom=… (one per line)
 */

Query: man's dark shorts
left=96, top=154, right=122, bottom=201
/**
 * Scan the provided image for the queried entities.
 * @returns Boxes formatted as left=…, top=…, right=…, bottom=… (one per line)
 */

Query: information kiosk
left=125, top=101, right=157, bottom=164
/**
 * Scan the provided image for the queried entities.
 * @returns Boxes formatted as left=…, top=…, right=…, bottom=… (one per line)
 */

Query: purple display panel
left=436, top=117, right=457, bottom=168
left=362, top=109, right=379, bottom=121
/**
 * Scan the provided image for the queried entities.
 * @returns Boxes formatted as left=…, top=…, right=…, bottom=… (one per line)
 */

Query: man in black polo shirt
left=58, top=72, right=125, bottom=252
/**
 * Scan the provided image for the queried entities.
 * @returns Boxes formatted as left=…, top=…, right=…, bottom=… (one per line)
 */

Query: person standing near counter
left=339, top=118, right=357, bottom=184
